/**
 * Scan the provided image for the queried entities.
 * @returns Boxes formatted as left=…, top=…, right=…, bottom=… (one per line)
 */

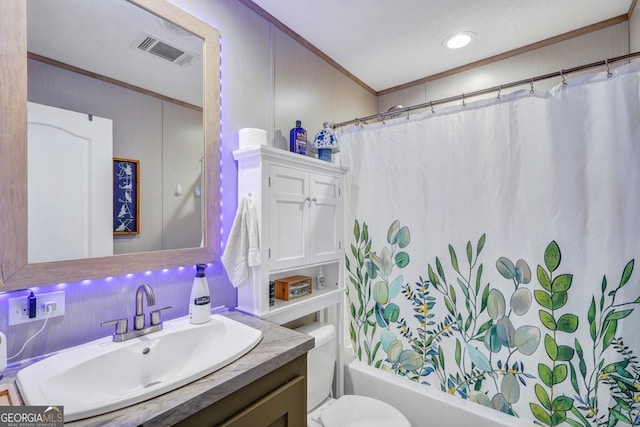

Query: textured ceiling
left=250, top=0, right=633, bottom=92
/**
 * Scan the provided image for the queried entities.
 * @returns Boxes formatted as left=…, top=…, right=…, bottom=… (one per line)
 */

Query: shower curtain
left=341, top=62, right=640, bottom=426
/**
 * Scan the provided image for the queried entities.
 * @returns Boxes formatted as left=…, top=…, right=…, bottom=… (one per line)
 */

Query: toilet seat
left=319, top=395, right=411, bottom=427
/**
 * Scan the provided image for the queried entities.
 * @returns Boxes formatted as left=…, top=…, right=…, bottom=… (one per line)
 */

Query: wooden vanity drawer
left=173, top=354, right=307, bottom=427
left=219, top=375, right=305, bottom=427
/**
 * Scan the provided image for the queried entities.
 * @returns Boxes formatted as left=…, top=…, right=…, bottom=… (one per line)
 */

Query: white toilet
left=296, top=322, right=411, bottom=427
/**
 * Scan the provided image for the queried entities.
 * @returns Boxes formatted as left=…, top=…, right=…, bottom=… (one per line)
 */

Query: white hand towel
left=222, top=196, right=261, bottom=288
left=245, top=198, right=261, bottom=268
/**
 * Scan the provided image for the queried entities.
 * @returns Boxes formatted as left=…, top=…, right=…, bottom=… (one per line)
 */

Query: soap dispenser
left=189, top=263, right=211, bottom=324
left=316, top=268, right=325, bottom=290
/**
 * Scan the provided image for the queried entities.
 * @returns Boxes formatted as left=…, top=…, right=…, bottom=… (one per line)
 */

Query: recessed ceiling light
left=444, top=32, right=475, bottom=49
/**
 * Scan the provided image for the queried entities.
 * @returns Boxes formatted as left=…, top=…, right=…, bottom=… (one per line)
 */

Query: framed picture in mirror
left=113, top=158, right=140, bottom=235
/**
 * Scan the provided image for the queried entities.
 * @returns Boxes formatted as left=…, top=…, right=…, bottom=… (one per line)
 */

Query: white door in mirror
left=28, top=102, right=113, bottom=263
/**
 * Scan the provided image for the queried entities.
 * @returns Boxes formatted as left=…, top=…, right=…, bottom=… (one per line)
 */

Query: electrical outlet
left=8, top=291, right=66, bottom=325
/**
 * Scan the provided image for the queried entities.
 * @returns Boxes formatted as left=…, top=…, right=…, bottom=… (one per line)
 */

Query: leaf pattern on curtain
left=346, top=220, right=640, bottom=426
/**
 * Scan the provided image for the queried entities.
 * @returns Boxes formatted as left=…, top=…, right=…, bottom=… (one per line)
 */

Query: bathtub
left=344, top=359, right=534, bottom=427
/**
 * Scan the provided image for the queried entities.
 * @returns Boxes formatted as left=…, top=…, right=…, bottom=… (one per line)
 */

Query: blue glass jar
left=289, top=120, right=307, bottom=154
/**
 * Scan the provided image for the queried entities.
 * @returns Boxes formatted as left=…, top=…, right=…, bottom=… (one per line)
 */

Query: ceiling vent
left=132, top=32, right=198, bottom=66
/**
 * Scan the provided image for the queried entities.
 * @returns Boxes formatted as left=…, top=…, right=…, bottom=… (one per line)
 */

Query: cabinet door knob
left=311, top=197, right=317, bottom=202
left=305, top=197, right=311, bottom=202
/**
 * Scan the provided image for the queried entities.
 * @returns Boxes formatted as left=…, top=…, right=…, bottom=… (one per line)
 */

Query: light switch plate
left=8, top=291, right=66, bottom=325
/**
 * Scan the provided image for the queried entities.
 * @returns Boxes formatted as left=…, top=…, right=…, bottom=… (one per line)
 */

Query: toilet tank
left=296, top=322, right=336, bottom=411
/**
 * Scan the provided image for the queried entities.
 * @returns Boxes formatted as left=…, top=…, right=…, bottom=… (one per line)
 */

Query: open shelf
left=265, top=285, right=343, bottom=325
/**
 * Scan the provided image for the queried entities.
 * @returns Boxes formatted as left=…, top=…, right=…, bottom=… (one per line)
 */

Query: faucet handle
left=150, top=306, right=172, bottom=326
left=101, top=318, right=128, bottom=335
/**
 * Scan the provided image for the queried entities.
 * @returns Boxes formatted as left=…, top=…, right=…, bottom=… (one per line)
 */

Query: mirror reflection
left=27, top=0, right=204, bottom=263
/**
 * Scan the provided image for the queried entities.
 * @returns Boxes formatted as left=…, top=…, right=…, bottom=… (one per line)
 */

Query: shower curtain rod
left=332, top=51, right=640, bottom=129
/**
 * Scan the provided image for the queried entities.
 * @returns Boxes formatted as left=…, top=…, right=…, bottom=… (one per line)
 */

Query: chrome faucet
left=101, top=283, right=171, bottom=342
left=134, top=283, right=156, bottom=330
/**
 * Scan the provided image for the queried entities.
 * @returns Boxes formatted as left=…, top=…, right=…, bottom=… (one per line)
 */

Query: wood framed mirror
left=0, top=0, right=221, bottom=291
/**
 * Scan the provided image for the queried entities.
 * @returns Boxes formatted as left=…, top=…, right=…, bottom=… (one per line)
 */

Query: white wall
left=378, top=23, right=630, bottom=112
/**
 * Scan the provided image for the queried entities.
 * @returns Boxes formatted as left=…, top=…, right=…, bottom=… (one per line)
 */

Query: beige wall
left=273, top=27, right=377, bottom=148
left=4, top=0, right=376, bottom=362
left=164, top=0, right=378, bottom=305
left=169, top=0, right=376, bottom=142
left=631, top=5, right=640, bottom=52
left=27, top=59, right=204, bottom=255
left=378, top=23, right=630, bottom=112
left=162, top=102, right=204, bottom=251
left=28, top=0, right=628, bottom=309
left=7, top=0, right=635, bottom=361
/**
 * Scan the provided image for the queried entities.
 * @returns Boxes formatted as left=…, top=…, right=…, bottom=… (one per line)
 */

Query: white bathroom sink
left=16, top=314, right=262, bottom=422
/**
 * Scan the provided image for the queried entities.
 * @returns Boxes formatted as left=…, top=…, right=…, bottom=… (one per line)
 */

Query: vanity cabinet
left=174, top=354, right=307, bottom=427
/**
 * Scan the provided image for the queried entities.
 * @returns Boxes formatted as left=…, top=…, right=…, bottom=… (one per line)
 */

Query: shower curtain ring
left=462, top=93, right=466, bottom=109
left=529, top=79, right=534, bottom=94
left=496, top=85, right=502, bottom=101
left=606, top=59, right=613, bottom=78
left=430, top=101, right=435, bottom=114
left=561, top=70, right=567, bottom=87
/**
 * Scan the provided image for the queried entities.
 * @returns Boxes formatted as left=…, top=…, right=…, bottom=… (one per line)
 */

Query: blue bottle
left=289, top=120, right=307, bottom=155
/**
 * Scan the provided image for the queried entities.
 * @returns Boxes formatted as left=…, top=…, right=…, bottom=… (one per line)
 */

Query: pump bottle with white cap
left=189, top=263, right=211, bottom=324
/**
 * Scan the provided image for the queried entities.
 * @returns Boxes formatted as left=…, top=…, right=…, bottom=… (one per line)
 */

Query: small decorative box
left=274, top=275, right=313, bottom=301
